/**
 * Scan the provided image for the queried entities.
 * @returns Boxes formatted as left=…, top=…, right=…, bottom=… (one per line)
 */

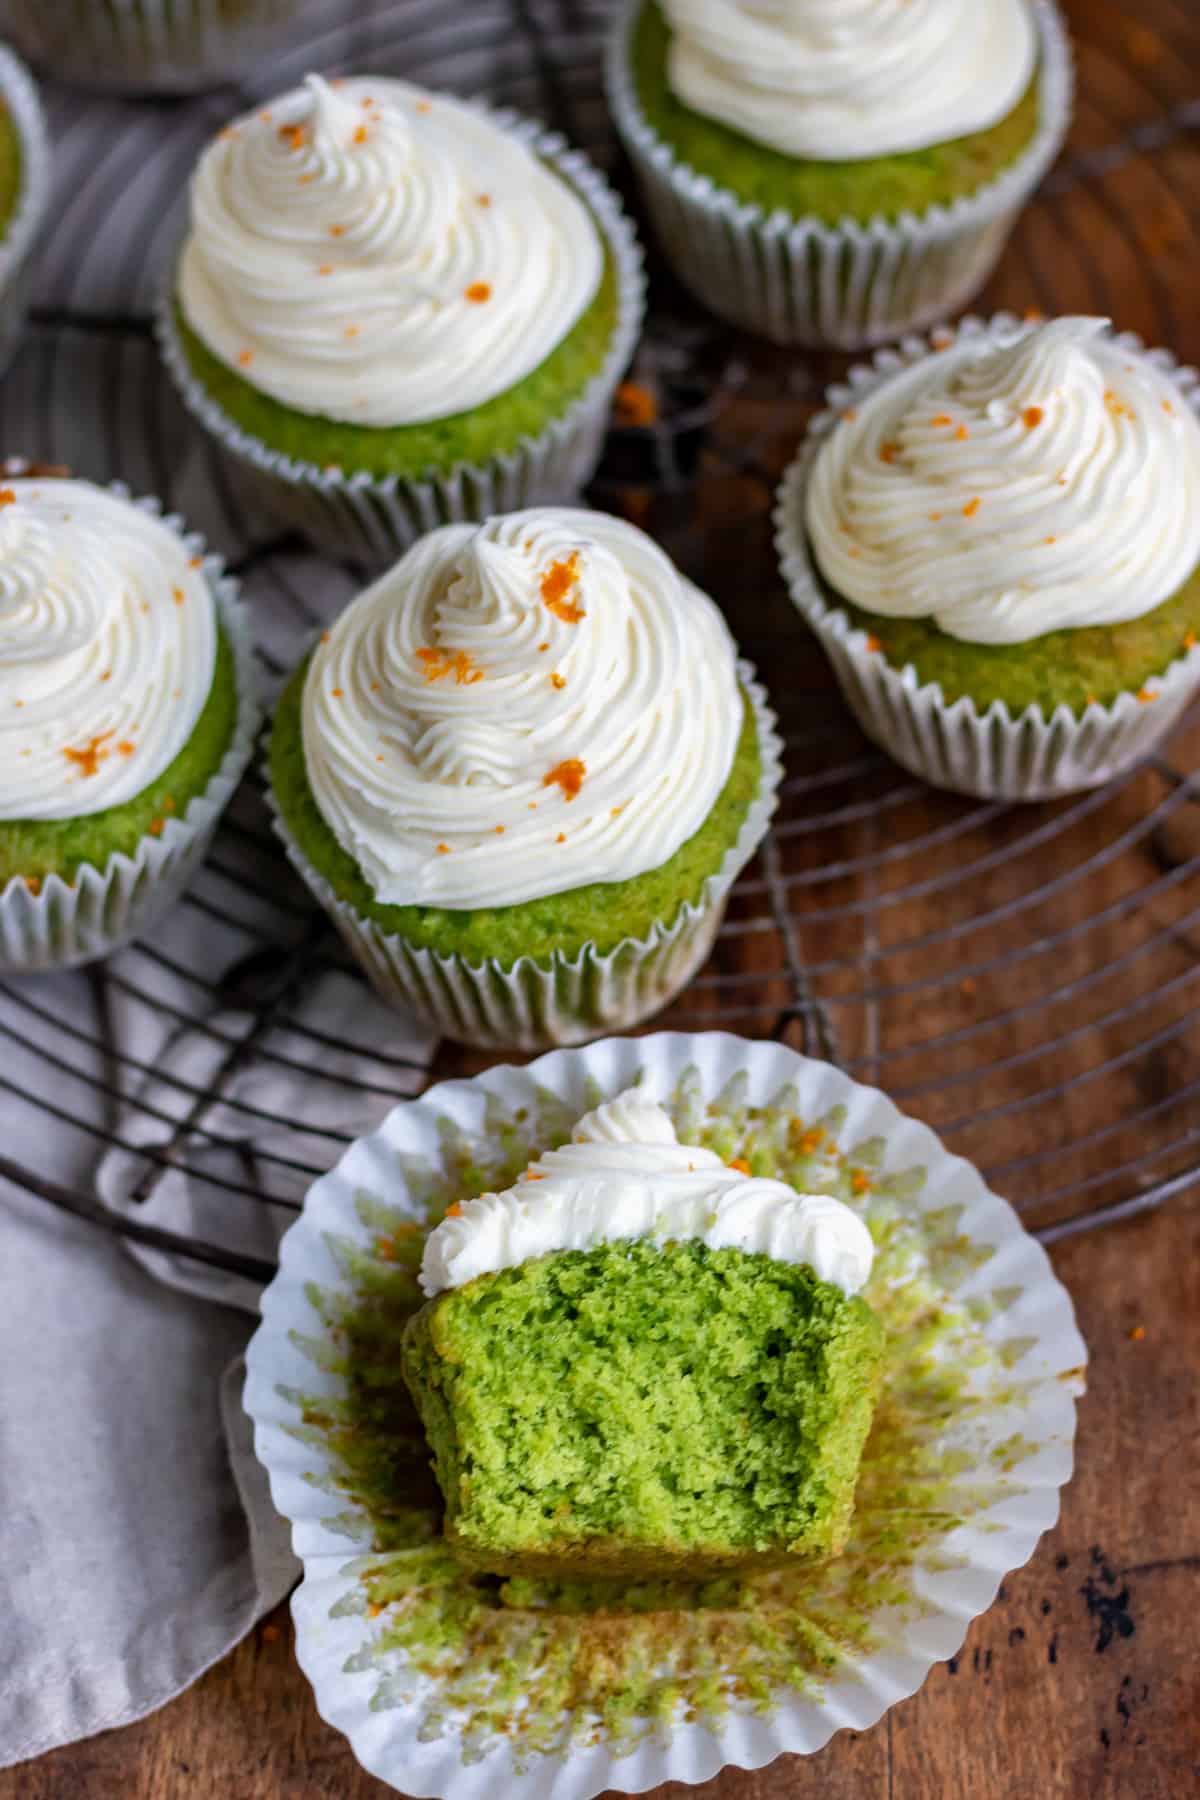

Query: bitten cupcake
left=0, top=1, right=308, bottom=95
left=606, top=0, right=1072, bottom=348
left=0, top=44, right=50, bottom=380
left=776, top=314, right=1200, bottom=799
left=158, top=75, right=644, bottom=562
left=0, top=477, right=258, bottom=971
left=268, top=506, right=780, bottom=1048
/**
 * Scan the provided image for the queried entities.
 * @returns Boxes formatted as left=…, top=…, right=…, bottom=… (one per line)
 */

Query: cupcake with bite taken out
left=158, top=73, right=643, bottom=562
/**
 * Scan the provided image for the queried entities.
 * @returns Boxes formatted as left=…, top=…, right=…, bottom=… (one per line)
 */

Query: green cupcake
left=160, top=72, right=643, bottom=560
left=777, top=315, right=1200, bottom=799
left=0, top=478, right=258, bottom=970
left=268, top=505, right=780, bottom=1049
left=607, top=0, right=1073, bottom=347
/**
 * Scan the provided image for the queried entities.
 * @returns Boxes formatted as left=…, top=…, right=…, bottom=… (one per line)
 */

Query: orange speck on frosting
left=173, top=585, right=184, bottom=604
left=929, top=511, right=943, bottom=522
left=444, top=1202, right=464, bottom=1218
left=237, top=349, right=254, bottom=366
left=556, top=832, right=567, bottom=844
left=1045, top=535, right=1057, bottom=545
left=416, top=645, right=484, bottom=685
left=415, top=100, right=431, bottom=114
left=117, top=740, right=134, bottom=756
left=345, top=323, right=359, bottom=338
left=728, top=1157, right=751, bottom=1175
left=329, top=223, right=346, bottom=237
left=0, top=489, right=15, bottom=507
left=1023, top=307, right=1045, bottom=323
left=962, top=497, right=981, bottom=517
left=851, top=1169, right=870, bottom=1195
left=477, top=192, right=491, bottom=207
left=330, top=686, right=343, bottom=698
left=540, top=552, right=586, bottom=623
left=465, top=281, right=492, bottom=304
left=930, top=414, right=953, bottom=428
left=521, top=1170, right=545, bottom=1182
left=1023, top=405, right=1044, bottom=428
left=189, top=556, right=202, bottom=568
left=1163, top=398, right=1175, bottom=415
left=954, top=424, right=969, bottom=441
left=1184, top=631, right=1197, bottom=651
left=63, top=731, right=113, bottom=778
left=544, top=758, right=586, bottom=801
left=436, top=842, right=451, bottom=854
left=550, top=672, right=567, bottom=690
left=878, top=441, right=898, bottom=464
left=278, top=122, right=307, bottom=151
left=1137, top=686, right=1157, bottom=703
left=100, top=670, right=111, bottom=682
left=317, top=263, right=334, bottom=275
left=494, top=824, right=505, bottom=834
left=352, top=124, right=369, bottom=145
left=298, top=173, right=315, bottom=185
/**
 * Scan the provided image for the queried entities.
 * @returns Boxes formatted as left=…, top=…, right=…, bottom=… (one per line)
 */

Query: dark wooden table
left=7, top=0, right=1200, bottom=1793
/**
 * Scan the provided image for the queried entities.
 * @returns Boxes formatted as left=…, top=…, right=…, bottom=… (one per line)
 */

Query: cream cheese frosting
left=662, top=0, right=1037, bottom=162
left=177, top=73, right=603, bottom=429
left=805, top=317, right=1200, bottom=645
left=418, top=1087, right=875, bottom=1297
left=301, top=506, right=743, bottom=909
left=0, top=481, right=215, bottom=821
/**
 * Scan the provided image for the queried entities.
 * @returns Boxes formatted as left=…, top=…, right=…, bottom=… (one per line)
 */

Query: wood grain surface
left=6, top=0, right=1200, bottom=1793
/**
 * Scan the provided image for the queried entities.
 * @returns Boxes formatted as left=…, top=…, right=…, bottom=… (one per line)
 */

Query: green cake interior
left=402, top=1238, right=884, bottom=1577
left=269, top=663, right=763, bottom=967
left=630, top=0, right=1041, bottom=226
left=822, top=561, right=1200, bottom=717
left=175, top=241, right=620, bottom=481
left=0, top=100, right=22, bottom=241
left=0, top=625, right=241, bottom=890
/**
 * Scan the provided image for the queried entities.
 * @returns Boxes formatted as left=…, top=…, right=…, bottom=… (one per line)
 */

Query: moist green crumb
left=826, top=562, right=1200, bottom=715
left=403, top=1238, right=884, bottom=1576
left=0, top=101, right=21, bottom=242
left=175, top=246, right=620, bottom=480
left=0, top=627, right=240, bottom=889
left=630, top=0, right=1042, bottom=226
left=268, top=663, right=763, bottom=967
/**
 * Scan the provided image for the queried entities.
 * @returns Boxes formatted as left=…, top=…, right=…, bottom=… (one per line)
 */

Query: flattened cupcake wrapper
left=0, top=0, right=308, bottom=95
left=774, top=313, right=1200, bottom=801
left=0, top=45, right=51, bottom=382
left=0, top=485, right=261, bottom=973
left=243, top=1029, right=1086, bottom=1799
left=156, top=114, right=646, bottom=563
left=606, top=0, right=1073, bottom=351
left=265, top=661, right=781, bottom=1051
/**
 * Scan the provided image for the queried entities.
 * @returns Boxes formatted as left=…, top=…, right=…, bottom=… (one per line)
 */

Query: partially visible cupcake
left=776, top=314, right=1200, bottom=799
left=606, top=0, right=1072, bottom=348
left=0, top=45, right=50, bottom=380
left=0, top=1, right=309, bottom=95
left=268, top=505, right=780, bottom=1048
left=0, top=476, right=259, bottom=970
left=158, top=75, right=644, bottom=562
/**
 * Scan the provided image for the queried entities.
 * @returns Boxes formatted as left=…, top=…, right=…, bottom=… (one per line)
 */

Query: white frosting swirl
left=805, top=317, right=1200, bottom=645
left=178, top=74, right=602, bottom=428
left=419, top=1087, right=875, bottom=1297
left=662, top=0, right=1037, bottom=161
left=0, top=482, right=215, bottom=821
left=302, top=507, right=743, bottom=908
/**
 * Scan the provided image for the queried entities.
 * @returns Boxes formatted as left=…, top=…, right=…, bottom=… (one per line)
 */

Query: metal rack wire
left=2, top=0, right=1198, bottom=1286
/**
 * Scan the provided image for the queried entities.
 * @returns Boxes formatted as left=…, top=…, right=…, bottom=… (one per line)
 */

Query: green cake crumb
left=0, top=627, right=240, bottom=889
left=0, top=101, right=22, bottom=242
left=403, top=1240, right=883, bottom=1576
left=630, top=0, right=1041, bottom=227
left=175, top=246, right=620, bottom=481
left=269, top=668, right=763, bottom=967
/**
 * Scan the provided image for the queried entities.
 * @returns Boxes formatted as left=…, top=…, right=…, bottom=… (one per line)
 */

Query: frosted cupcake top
left=177, top=74, right=602, bottom=430
left=0, top=481, right=215, bottom=822
left=661, top=0, right=1036, bottom=162
left=302, top=507, right=743, bottom=909
left=419, top=1087, right=875, bottom=1297
left=805, top=317, right=1200, bottom=644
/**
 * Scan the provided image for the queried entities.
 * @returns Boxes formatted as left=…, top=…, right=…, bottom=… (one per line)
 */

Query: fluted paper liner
left=0, top=0, right=309, bottom=95
left=0, top=486, right=260, bottom=972
left=244, top=1029, right=1086, bottom=1798
left=775, top=313, right=1200, bottom=799
left=0, top=45, right=50, bottom=381
left=157, top=111, right=645, bottom=562
left=265, top=662, right=781, bottom=1050
left=606, top=0, right=1072, bottom=350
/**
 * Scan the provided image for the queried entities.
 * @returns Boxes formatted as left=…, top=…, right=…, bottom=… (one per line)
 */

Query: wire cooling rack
left=2, top=0, right=1198, bottom=1286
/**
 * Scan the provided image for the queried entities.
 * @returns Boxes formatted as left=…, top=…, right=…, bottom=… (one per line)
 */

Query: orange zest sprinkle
left=329, top=223, right=346, bottom=237
left=436, top=842, right=451, bottom=854
left=1023, top=307, right=1045, bottom=323
left=352, top=124, right=369, bottom=146
left=237, top=349, right=254, bottom=367
left=550, top=672, right=566, bottom=690
left=611, top=804, right=626, bottom=818
left=173, top=585, right=185, bottom=604
left=278, top=122, right=307, bottom=151
left=930, top=414, right=953, bottom=428
left=298, top=174, right=315, bottom=185
left=544, top=758, right=586, bottom=801
left=866, top=634, right=882, bottom=653
left=962, top=497, right=981, bottom=518
left=613, top=381, right=657, bottom=427
left=331, top=686, right=343, bottom=698
left=494, top=824, right=505, bottom=834
left=376, top=754, right=384, bottom=762
left=0, top=488, right=15, bottom=507
left=521, top=1170, right=545, bottom=1182
left=148, top=818, right=165, bottom=836
left=1183, top=631, right=1197, bottom=651
left=100, top=670, right=111, bottom=682
left=444, top=1202, right=464, bottom=1218
left=929, top=511, right=943, bottom=522
left=24, top=876, right=40, bottom=896
left=477, top=193, right=491, bottom=207
left=1023, top=405, right=1044, bottom=428
left=259, top=109, right=273, bottom=123
left=954, top=423, right=969, bottom=441
left=1137, top=686, right=1157, bottom=703
left=345, top=323, right=359, bottom=338
left=117, top=740, right=134, bottom=756
left=556, top=832, right=567, bottom=844
left=851, top=1169, right=870, bottom=1195
left=1128, top=1325, right=1146, bottom=1341
left=878, top=441, right=899, bottom=464
left=189, top=556, right=202, bottom=568
left=1163, top=398, right=1175, bottom=415
left=842, top=408, right=857, bottom=422
left=464, top=281, right=492, bottom=304
left=1045, top=535, right=1057, bottom=545
left=540, top=552, right=586, bottom=623
left=317, top=263, right=334, bottom=276
left=415, top=645, right=484, bottom=685
left=728, top=1157, right=751, bottom=1175
left=538, top=641, right=549, bottom=653
left=416, top=100, right=431, bottom=114
left=63, top=731, right=113, bottom=777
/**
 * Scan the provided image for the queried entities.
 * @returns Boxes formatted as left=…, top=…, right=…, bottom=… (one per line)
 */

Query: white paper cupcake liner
left=775, top=313, right=1200, bottom=800
left=0, top=45, right=50, bottom=382
left=156, top=113, right=646, bottom=563
left=244, top=1028, right=1086, bottom=1798
left=0, top=483, right=261, bottom=972
left=0, top=0, right=310, bottom=95
left=606, top=0, right=1073, bottom=350
left=265, top=662, right=781, bottom=1050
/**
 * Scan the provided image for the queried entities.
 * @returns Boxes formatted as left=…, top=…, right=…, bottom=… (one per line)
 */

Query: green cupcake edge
left=269, top=658, right=763, bottom=968
left=174, top=244, right=621, bottom=482
left=630, top=0, right=1042, bottom=228
left=819, top=563, right=1200, bottom=717
left=0, top=98, right=22, bottom=242
left=0, top=626, right=241, bottom=889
